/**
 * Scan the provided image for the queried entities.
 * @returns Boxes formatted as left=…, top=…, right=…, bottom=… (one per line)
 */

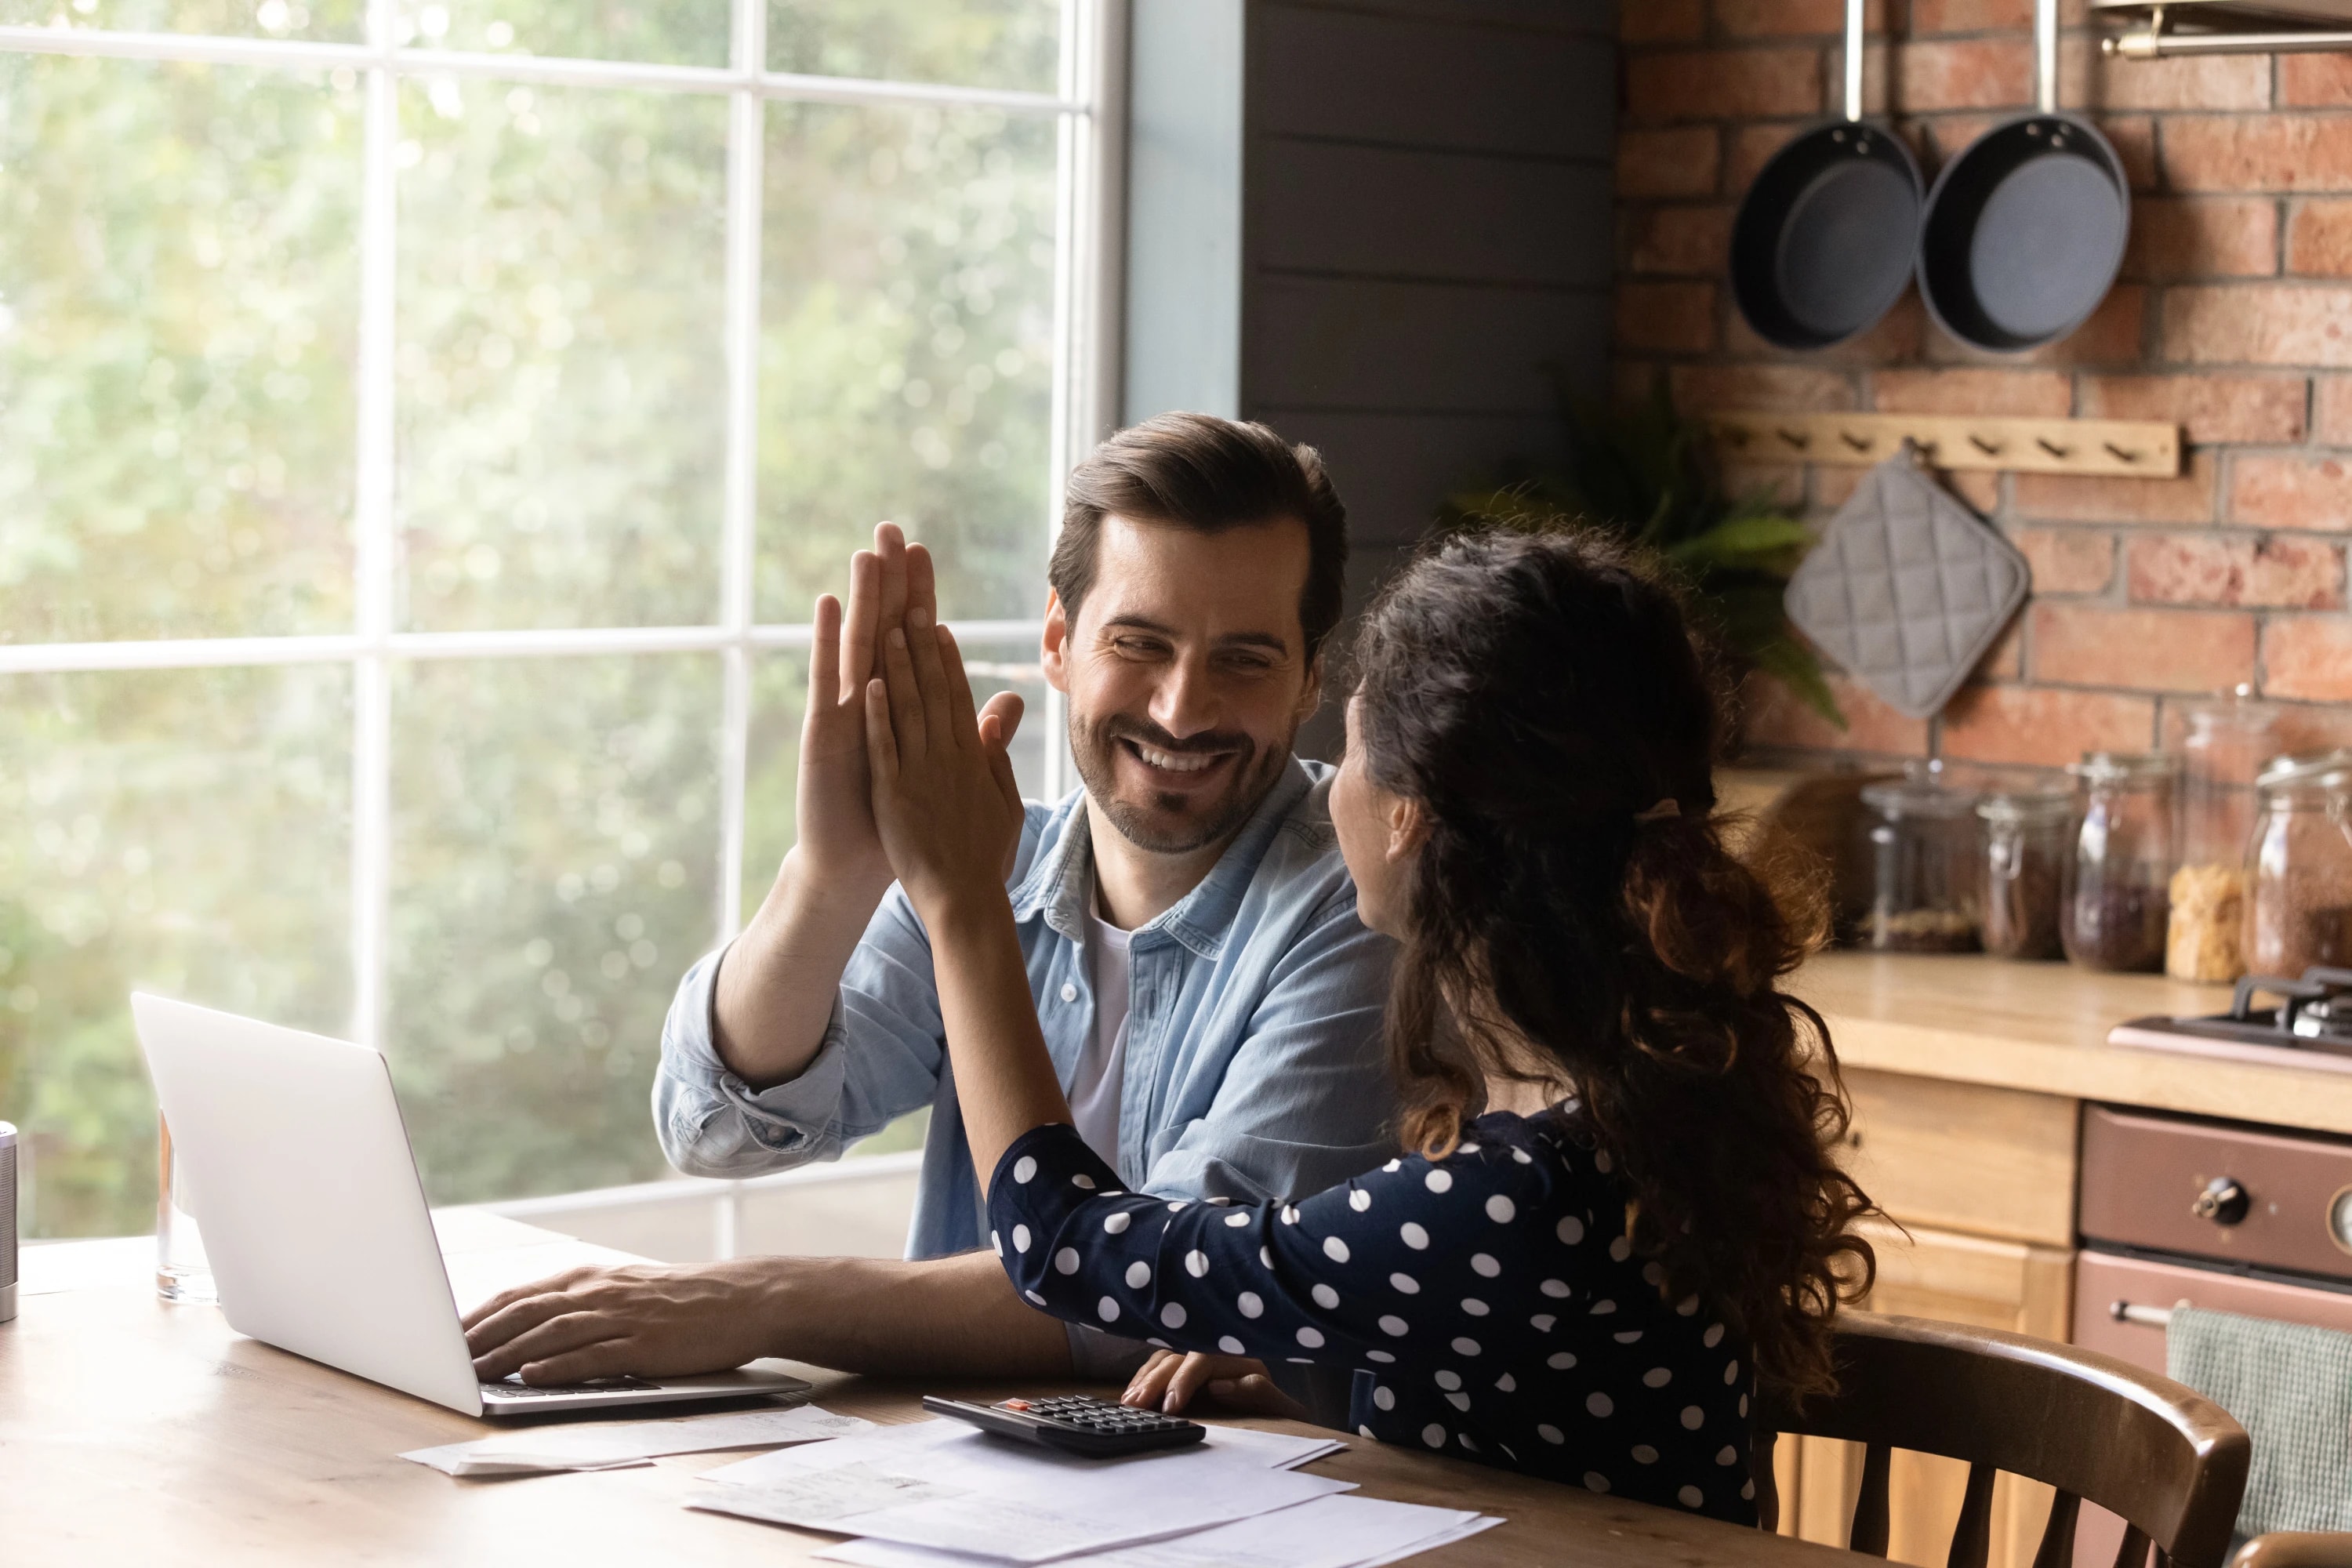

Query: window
left=0, top=0, right=1117, bottom=1236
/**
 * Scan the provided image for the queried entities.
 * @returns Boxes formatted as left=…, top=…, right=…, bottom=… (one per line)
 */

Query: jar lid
left=1861, top=779, right=1981, bottom=818
left=2072, top=750, right=2182, bottom=784
left=2179, top=685, right=2278, bottom=734
left=2256, top=747, right=2352, bottom=790
left=1976, top=782, right=2073, bottom=822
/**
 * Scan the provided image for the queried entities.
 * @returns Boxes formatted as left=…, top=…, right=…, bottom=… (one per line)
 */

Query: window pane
left=768, top=0, right=1059, bottom=93
left=740, top=638, right=1049, bottom=923
left=395, top=0, right=729, bottom=67
left=389, top=653, right=721, bottom=1204
left=0, top=55, right=361, bottom=643
left=396, top=80, right=727, bottom=632
left=0, top=0, right=361, bottom=42
left=0, top=665, right=352, bottom=1239
left=758, top=101, right=1054, bottom=626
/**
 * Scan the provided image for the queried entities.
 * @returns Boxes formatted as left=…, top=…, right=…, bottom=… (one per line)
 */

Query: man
left=464, top=413, right=1396, bottom=1385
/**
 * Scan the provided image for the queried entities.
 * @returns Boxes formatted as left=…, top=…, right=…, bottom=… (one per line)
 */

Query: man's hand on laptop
left=462, top=1261, right=781, bottom=1385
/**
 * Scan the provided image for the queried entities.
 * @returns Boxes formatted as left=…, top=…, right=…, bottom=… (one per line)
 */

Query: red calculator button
left=1000, top=1399, right=1032, bottom=1411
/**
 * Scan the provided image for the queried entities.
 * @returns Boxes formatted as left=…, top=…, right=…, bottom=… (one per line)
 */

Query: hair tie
left=1633, top=798, right=1682, bottom=824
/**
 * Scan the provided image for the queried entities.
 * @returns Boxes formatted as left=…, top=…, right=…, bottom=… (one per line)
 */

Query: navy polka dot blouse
left=988, top=1109, right=1756, bottom=1524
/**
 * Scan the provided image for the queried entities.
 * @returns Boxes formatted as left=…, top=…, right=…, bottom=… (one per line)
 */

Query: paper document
left=815, top=1494, right=1503, bottom=1568
left=1197, top=1424, right=1348, bottom=1470
left=692, top=1417, right=1356, bottom=1563
left=403, top=1403, right=872, bottom=1476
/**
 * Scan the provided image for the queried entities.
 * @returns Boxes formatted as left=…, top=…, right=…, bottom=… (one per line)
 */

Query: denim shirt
left=652, top=757, right=1401, bottom=1264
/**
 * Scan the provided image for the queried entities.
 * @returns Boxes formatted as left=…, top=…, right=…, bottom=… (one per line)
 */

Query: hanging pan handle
left=2036, top=0, right=2058, bottom=114
left=1844, top=0, right=1865, bottom=122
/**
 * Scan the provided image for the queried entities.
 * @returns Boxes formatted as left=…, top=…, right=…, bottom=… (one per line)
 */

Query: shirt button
left=1060, top=983, right=1078, bottom=1004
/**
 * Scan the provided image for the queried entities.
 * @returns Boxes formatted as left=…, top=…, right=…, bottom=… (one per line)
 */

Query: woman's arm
left=860, top=604, right=1072, bottom=1192
left=985, top=1120, right=1559, bottom=1370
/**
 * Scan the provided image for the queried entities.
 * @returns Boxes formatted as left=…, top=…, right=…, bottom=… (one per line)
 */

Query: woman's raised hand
left=862, top=604, right=1026, bottom=916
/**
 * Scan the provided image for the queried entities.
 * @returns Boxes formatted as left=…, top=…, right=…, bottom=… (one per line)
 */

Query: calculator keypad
left=1011, top=1395, right=1192, bottom=1435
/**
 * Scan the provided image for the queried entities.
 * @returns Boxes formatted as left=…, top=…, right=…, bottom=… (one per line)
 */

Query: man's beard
left=1068, top=710, right=1296, bottom=856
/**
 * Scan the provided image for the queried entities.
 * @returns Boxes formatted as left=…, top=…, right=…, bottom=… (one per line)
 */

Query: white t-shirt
left=1066, top=903, right=1131, bottom=1170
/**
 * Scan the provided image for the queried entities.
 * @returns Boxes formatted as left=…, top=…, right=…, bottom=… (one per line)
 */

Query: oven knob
left=2192, top=1177, right=2250, bottom=1226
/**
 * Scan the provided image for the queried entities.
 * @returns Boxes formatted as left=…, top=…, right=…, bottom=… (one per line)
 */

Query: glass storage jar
left=1862, top=775, right=1983, bottom=953
left=2063, top=752, right=2180, bottom=974
left=2243, top=750, right=2352, bottom=979
left=2169, top=691, right=2278, bottom=982
left=1977, top=778, right=2073, bottom=961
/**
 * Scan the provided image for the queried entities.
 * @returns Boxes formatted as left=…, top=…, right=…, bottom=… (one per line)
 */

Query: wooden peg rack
left=1707, top=411, right=2183, bottom=477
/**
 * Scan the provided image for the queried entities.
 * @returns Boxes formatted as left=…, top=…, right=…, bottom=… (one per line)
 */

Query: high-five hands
left=862, top=605, right=1027, bottom=916
left=796, top=523, right=935, bottom=898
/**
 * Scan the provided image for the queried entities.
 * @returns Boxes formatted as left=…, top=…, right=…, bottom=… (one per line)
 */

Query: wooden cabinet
left=1777, top=1220, right=2074, bottom=1567
left=1840, top=1068, right=2078, bottom=1247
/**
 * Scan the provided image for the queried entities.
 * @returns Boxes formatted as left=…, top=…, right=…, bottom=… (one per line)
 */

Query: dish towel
left=2167, top=1304, right=2352, bottom=1537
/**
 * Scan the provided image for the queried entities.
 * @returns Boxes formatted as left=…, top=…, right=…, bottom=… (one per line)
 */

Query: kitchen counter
left=1798, top=951, right=2352, bottom=1139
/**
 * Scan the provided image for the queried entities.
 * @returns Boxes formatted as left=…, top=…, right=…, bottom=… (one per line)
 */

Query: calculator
left=921, top=1393, right=1207, bottom=1458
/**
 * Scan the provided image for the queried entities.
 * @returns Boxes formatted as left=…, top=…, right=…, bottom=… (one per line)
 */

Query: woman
left=859, top=525, right=1874, bottom=1523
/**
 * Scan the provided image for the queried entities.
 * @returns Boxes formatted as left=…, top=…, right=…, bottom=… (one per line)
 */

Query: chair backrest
left=1758, top=1312, right=2250, bottom=1568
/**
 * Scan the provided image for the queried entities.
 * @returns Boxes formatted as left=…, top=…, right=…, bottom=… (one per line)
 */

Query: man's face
left=1044, top=514, right=1322, bottom=856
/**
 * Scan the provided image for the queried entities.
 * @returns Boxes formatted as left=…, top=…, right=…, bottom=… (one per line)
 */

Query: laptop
left=130, top=993, right=811, bottom=1418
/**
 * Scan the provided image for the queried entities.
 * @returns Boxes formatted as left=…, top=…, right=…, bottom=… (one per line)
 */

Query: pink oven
left=2070, top=1104, right=2352, bottom=1565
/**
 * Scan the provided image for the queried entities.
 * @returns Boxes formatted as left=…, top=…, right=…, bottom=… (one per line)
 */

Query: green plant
left=1443, top=375, right=1842, bottom=727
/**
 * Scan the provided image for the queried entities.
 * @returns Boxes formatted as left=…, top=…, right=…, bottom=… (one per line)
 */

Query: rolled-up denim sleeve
left=1142, top=896, right=1397, bottom=1204
left=652, top=887, right=951, bottom=1178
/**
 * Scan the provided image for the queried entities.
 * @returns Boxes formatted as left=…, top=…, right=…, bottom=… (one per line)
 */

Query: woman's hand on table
left=1123, top=1350, right=1308, bottom=1419
left=862, top=605, right=1026, bottom=916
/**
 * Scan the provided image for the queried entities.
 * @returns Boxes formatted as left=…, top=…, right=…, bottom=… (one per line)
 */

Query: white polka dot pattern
left=982, top=1116, right=1758, bottom=1526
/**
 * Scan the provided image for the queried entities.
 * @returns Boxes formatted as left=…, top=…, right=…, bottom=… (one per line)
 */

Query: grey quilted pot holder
left=1784, top=450, right=2031, bottom=720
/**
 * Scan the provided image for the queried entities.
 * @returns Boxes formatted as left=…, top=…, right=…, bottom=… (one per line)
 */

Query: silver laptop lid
left=131, top=993, right=486, bottom=1417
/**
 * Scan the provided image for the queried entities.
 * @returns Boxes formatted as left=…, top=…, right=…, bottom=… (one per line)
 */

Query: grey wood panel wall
left=1237, top=0, right=1617, bottom=753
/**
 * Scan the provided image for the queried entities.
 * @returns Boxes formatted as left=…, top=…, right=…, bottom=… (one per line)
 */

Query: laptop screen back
left=131, top=993, right=483, bottom=1416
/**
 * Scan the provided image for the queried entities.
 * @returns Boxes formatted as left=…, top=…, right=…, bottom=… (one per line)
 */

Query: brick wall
left=1615, top=0, right=2352, bottom=768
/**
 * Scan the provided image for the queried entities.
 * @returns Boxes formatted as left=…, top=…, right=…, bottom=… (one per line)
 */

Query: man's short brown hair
left=1049, top=412, right=1349, bottom=660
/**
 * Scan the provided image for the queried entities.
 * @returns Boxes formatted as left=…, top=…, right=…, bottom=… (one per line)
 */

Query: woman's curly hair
left=1351, top=522, right=1877, bottom=1403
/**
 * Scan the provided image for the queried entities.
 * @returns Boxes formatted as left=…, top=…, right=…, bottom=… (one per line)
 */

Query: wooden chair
left=1757, top=1312, right=2251, bottom=1568
left=2231, top=1535, right=2352, bottom=1566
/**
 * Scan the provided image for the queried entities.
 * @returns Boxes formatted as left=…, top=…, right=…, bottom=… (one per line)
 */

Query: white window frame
left=0, top=1, right=1124, bottom=1071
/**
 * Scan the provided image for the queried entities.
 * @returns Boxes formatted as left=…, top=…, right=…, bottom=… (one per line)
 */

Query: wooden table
left=0, top=1267, right=1877, bottom=1567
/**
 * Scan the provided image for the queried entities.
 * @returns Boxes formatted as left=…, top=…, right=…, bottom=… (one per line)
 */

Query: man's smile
left=1118, top=735, right=1240, bottom=789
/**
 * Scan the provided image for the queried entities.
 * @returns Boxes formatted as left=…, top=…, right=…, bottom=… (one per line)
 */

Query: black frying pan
left=1917, top=0, right=2129, bottom=352
left=1730, top=0, right=1922, bottom=350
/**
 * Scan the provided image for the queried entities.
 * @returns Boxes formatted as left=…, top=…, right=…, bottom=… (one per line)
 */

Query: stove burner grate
left=2111, top=966, right=2352, bottom=1066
